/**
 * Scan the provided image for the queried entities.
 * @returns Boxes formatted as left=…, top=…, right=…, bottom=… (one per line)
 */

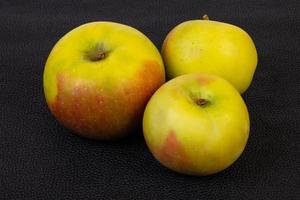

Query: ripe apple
left=162, top=15, right=258, bottom=93
left=143, top=73, right=250, bottom=175
left=43, top=22, right=165, bottom=140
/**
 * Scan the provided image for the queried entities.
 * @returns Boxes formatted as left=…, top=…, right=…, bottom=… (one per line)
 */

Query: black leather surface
left=1, top=0, right=299, bottom=199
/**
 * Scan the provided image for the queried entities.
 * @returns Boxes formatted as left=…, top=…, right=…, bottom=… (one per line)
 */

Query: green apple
left=43, top=22, right=165, bottom=140
left=162, top=15, right=258, bottom=93
left=143, top=73, right=250, bottom=175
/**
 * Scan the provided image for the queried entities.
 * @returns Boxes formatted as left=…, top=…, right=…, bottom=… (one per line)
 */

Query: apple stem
left=195, top=98, right=208, bottom=106
left=203, top=14, right=209, bottom=20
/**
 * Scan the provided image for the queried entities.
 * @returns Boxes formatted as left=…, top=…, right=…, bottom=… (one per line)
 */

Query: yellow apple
left=43, top=22, right=165, bottom=140
left=162, top=15, right=258, bottom=93
left=143, top=73, right=250, bottom=175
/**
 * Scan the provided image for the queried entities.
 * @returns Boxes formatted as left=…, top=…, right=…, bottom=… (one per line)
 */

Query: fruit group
left=43, top=22, right=165, bottom=140
left=143, top=73, right=249, bottom=175
left=162, top=16, right=258, bottom=93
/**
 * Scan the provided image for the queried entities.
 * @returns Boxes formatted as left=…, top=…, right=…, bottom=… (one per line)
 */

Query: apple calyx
left=86, top=50, right=106, bottom=61
left=202, top=14, right=209, bottom=20
left=85, top=43, right=108, bottom=62
left=195, top=98, right=208, bottom=106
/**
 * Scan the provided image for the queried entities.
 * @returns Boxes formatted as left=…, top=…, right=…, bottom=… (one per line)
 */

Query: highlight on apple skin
left=143, top=73, right=250, bottom=176
left=161, top=15, right=258, bottom=93
left=43, top=22, right=165, bottom=140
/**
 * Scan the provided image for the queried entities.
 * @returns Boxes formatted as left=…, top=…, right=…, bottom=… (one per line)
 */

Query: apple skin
left=43, top=22, right=165, bottom=140
left=162, top=18, right=258, bottom=93
left=143, top=73, right=249, bottom=176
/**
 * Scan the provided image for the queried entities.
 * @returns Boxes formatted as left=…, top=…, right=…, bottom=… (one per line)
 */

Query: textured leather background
left=1, top=0, right=300, bottom=199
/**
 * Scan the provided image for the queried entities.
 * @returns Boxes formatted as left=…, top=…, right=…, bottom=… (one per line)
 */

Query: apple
left=43, top=22, right=165, bottom=140
left=143, top=73, right=250, bottom=175
left=161, top=15, right=258, bottom=93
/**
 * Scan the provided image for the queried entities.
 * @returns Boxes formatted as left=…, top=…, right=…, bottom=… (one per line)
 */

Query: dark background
left=1, top=0, right=299, bottom=199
